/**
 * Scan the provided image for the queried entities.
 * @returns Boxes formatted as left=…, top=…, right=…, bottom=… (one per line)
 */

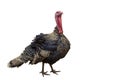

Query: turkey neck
left=55, top=14, right=63, bottom=34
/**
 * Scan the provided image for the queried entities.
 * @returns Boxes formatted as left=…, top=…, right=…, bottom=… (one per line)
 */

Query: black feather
left=31, top=33, right=58, bottom=51
left=40, top=40, right=58, bottom=51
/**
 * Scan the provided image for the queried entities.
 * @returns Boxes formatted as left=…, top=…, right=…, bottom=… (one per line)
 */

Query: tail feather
left=8, top=56, right=25, bottom=67
left=8, top=51, right=34, bottom=67
left=8, top=49, right=51, bottom=67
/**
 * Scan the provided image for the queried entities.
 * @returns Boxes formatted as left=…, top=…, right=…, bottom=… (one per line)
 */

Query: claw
left=40, top=71, right=50, bottom=77
left=50, top=70, right=60, bottom=75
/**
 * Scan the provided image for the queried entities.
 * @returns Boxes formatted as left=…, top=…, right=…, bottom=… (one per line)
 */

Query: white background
left=0, top=0, right=120, bottom=80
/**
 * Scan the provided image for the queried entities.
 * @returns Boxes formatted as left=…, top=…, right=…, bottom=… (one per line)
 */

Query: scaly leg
left=40, top=62, right=49, bottom=77
left=49, top=64, right=60, bottom=75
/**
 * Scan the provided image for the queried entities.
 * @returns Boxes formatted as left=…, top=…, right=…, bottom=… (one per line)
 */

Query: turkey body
left=8, top=27, right=70, bottom=75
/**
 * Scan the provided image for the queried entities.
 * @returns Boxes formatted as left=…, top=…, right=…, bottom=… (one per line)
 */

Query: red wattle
left=57, top=17, right=63, bottom=34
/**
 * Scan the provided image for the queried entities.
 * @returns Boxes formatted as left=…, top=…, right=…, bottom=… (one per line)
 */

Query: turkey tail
left=8, top=56, right=25, bottom=67
left=8, top=49, right=51, bottom=67
left=8, top=46, right=34, bottom=67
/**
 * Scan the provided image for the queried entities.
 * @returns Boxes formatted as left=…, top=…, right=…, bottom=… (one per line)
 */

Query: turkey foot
left=49, top=64, right=60, bottom=75
left=40, top=62, right=50, bottom=77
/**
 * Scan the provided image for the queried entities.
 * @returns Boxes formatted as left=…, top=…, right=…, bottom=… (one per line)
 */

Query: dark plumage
left=8, top=11, right=70, bottom=76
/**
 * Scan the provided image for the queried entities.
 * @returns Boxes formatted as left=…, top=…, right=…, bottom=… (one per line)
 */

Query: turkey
left=8, top=11, right=70, bottom=76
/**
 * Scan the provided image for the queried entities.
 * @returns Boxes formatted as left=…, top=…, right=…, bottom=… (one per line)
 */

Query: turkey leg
left=40, top=62, right=49, bottom=76
left=49, top=64, right=60, bottom=74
